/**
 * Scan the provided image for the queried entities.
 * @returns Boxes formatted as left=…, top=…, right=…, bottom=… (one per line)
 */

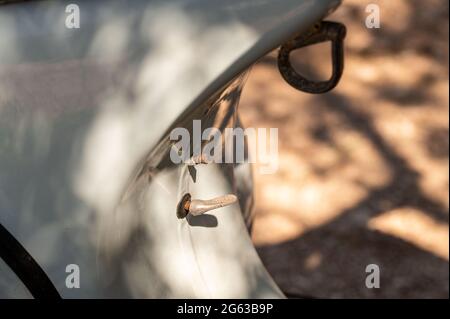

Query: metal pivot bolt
left=278, top=21, right=347, bottom=94
left=177, top=193, right=237, bottom=219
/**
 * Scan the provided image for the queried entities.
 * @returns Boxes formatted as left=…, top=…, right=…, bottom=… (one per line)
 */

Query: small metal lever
left=278, top=21, right=346, bottom=94
left=177, top=193, right=237, bottom=219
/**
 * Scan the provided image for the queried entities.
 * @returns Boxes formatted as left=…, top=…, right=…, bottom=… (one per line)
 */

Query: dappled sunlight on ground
left=240, top=0, right=449, bottom=298
left=368, top=207, right=449, bottom=260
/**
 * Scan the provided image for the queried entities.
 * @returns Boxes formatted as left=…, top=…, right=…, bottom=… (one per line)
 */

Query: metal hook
left=278, top=21, right=346, bottom=94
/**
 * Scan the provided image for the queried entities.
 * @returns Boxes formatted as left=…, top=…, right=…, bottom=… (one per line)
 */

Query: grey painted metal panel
left=0, top=0, right=340, bottom=297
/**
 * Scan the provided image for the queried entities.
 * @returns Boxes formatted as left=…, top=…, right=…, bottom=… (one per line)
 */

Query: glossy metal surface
left=0, top=0, right=341, bottom=297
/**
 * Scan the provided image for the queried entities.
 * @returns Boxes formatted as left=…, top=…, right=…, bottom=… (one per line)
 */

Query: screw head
left=176, top=193, right=191, bottom=219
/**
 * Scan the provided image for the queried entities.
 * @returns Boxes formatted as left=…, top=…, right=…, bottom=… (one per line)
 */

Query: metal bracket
left=278, top=21, right=346, bottom=94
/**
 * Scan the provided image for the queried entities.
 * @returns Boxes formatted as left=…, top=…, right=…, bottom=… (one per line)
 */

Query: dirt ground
left=240, top=0, right=449, bottom=298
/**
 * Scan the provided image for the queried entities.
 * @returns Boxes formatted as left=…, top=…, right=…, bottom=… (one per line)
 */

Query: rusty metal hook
left=278, top=21, right=346, bottom=94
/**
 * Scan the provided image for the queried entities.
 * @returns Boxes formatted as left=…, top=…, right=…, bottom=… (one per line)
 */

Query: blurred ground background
left=240, top=0, right=449, bottom=298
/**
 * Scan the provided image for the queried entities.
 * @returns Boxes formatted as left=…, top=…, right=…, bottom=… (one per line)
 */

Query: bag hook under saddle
left=278, top=21, right=346, bottom=94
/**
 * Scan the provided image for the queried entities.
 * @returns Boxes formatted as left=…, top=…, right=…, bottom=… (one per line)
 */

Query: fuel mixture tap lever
left=177, top=193, right=237, bottom=219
